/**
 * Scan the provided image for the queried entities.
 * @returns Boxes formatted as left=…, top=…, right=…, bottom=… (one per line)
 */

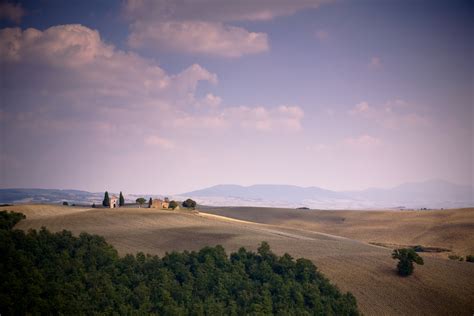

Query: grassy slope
left=4, top=204, right=474, bottom=316
left=200, top=206, right=474, bottom=256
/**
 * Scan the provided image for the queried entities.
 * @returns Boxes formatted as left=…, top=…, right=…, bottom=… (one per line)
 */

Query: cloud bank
left=124, top=0, right=328, bottom=57
left=0, top=24, right=304, bottom=145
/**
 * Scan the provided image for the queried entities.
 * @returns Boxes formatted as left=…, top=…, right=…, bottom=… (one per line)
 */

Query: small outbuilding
left=109, top=195, right=119, bottom=208
left=150, top=198, right=169, bottom=209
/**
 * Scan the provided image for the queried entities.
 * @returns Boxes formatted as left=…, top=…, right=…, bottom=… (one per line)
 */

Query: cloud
left=228, top=105, right=304, bottom=132
left=123, top=0, right=330, bottom=22
left=124, top=0, right=329, bottom=57
left=0, top=25, right=217, bottom=107
left=0, top=23, right=304, bottom=161
left=369, top=56, right=382, bottom=68
left=0, top=2, right=24, bottom=24
left=144, top=136, right=175, bottom=149
left=171, top=105, right=304, bottom=133
left=350, top=101, right=370, bottom=114
left=349, top=100, right=431, bottom=129
left=128, top=21, right=268, bottom=57
left=344, top=135, right=382, bottom=147
left=195, top=93, right=222, bottom=108
left=0, top=24, right=221, bottom=151
left=0, top=25, right=114, bottom=66
left=171, top=114, right=229, bottom=130
left=315, top=30, right=328, bottom=40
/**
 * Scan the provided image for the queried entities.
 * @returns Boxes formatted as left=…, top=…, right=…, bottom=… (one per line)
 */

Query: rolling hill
left=4, top=204, right=474, bottom=315
left=182, top=179, right=473, bottom=209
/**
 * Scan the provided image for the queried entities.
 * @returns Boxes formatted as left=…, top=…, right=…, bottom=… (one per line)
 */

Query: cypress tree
left=148, top=197, right=152, bottom=208
left=119, top=192, right=125, bottom=206
left=103, top=191, right=110, bottom=207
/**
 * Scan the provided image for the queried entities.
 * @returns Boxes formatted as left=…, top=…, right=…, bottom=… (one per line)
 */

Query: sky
left=0, top=0, right=472, bottom=195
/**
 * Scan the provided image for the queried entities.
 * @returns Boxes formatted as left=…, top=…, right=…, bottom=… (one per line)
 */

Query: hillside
left=4, top=204, right=474, bottom=315
left=200, top=206, right=474, bottom=257
left=181, top=180, right=473, bottom=209
left=1, top=211, right=358, bottom=315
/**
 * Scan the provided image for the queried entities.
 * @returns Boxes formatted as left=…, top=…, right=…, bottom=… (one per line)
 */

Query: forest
left=0, top=210, right=359, bottom=315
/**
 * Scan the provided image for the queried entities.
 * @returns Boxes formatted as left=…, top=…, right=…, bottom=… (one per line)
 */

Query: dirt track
left=4, top=204, right=474, bottom=316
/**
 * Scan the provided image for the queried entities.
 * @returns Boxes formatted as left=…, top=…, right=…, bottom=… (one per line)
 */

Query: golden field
left=200, top=206, right=474, bottom=257
left=4, top=204, right=474, bottom=316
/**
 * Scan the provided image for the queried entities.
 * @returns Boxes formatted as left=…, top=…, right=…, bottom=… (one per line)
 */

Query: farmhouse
left=150, top=197, right=170, bottom=209
left=109, top=195, right=119, bottom=208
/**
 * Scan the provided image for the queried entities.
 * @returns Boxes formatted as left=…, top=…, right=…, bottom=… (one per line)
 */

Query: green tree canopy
left=0, top=210, right=25, bottom=230
left=102, top=191, right=110, bottom=207
left=168, top=200, right=178, bottom=209
left=182, top=198, right=197, bottom=209
left=392, top=248, right=424, bottom=276
left=0, top=211, right=360, bottom=315
left=136, top=197, right=146, bottom=207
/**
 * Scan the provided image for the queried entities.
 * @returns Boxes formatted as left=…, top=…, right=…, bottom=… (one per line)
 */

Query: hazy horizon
left=1, top=178, right=471, bottom=197
left=1, top=0, right=473, bottom=194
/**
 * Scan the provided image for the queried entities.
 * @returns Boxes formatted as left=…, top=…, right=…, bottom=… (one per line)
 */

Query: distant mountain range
left=180, top=180, right=473, bottom=209
left=0, top=179, right=472, bottom=209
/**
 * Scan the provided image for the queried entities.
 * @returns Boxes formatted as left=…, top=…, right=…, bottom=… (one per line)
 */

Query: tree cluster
left=0, top=210, right=359, bottom=315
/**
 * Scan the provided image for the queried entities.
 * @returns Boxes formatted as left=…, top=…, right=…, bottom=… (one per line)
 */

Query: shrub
left=62, top=201, right=69, bottom=206
left=182, top=198, right=197, bottom=209
left=448, top=254, right=463, bottom=261
left=466, top=255, right=474, bottom=262
left=135, top=197, right=146, bottom=207
left=412, top=245, right=425, bottom=252
left=392, top=248, right=424, bottom=276
left=168, top=200, right=178, bottom=209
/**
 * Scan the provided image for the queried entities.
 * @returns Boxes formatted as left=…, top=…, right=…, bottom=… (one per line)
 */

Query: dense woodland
left=0, top=210, right=359, bottom=315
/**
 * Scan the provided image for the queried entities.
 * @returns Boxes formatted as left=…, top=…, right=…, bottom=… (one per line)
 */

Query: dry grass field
left=201, top=206, right=474, bottom=257
left=3, top=204, right=474, bottom=316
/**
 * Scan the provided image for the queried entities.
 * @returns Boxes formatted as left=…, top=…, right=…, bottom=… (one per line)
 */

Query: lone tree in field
left=102, top=191, right=110, bottom=207
left=182, top=198, right=197, bottom=209
left=392, top=248, right=424, bottom=276
left=136, top=197, right=146, bottom=208
left=168, top=200, right=178, bottom=210
left=119, top=192, right=125, bottom=206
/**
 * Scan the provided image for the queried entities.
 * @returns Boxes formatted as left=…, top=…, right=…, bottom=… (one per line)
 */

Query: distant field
left=200, top=206, right=474, bottom=257
left=3, top=204, right=474, bottom=316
